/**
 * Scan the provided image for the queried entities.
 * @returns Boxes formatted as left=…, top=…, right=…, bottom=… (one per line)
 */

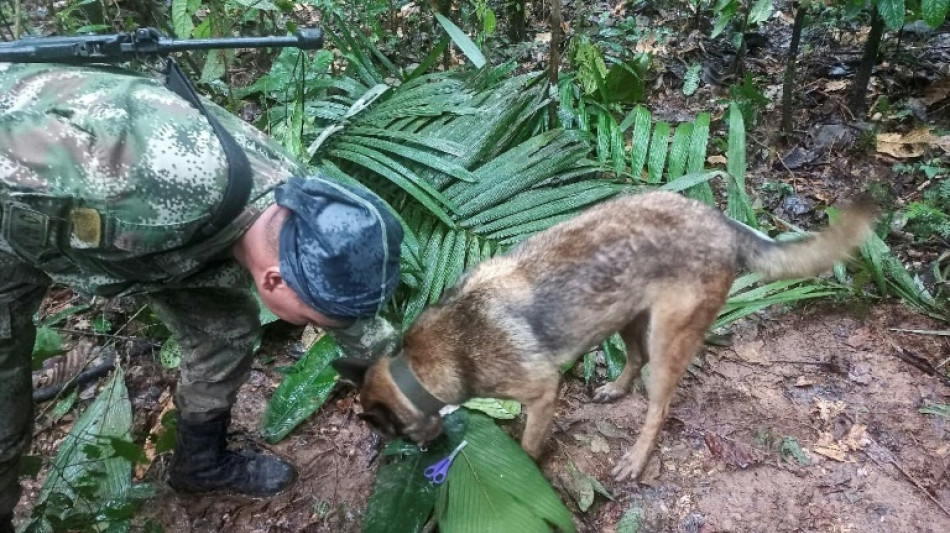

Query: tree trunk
left=730, top=2, right=750, bottom=76
left=781, top=1, right=808, bottom=135
left=548, top=0, right=563, bottom=128
left=508, top=1, right=527, bottom=42
left=850, top=8, right=885, bottom=115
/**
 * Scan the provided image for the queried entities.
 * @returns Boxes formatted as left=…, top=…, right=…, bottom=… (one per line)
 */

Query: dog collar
left=388, top=355, right=446, bottom=415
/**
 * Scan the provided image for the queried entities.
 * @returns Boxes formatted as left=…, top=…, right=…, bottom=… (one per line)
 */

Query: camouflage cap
left=275, top=176, right=402, bottom=320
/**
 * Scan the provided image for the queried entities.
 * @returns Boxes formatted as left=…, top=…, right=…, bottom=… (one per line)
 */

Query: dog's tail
left=733, top=199, right=877, bottom=281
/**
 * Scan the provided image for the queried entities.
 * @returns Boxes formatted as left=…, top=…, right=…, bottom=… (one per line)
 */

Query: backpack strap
left=163, top=58, right=253, bottom=241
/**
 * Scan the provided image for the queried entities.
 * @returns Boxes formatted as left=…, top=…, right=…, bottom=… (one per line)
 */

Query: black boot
left=167, top=412, right=296, bottom=497
left=0, top=513, right=13, bottom=533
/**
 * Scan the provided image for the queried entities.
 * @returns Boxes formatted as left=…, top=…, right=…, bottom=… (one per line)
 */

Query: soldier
left=0, top=62, right=403, bottom=532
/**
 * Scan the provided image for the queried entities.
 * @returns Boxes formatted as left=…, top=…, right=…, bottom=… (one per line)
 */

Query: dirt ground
left=17, top=300, right=947, bottom=532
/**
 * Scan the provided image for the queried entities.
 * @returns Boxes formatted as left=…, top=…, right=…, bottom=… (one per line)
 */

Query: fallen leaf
left=876, top=128, right=950, bottom=159
left=922, top=78, right=950, bottom=106
left=707, top=155, right=728, bottom=165
left=703, top=432, right=762, bottom=469
left=825, top=80, right=849, bottom=92
left=565, top=462, right=613, bottom=513
left=594, top=419, right=628, bottom=440
left=794, top=376, right=816, bottom=387
left=535, top=32, right=551, bottom=43
left=812, top=398, right=847, bottom=422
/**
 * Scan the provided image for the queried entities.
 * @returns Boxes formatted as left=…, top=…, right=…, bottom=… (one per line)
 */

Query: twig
left=889, top=328, right=950, bottom=336
left=889, top=342, right=950, bottom=388
left=864, top=450, right=950, bottom=519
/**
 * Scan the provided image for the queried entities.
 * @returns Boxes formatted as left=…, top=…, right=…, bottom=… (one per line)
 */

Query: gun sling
left=163, top=58, right=253, bottom=241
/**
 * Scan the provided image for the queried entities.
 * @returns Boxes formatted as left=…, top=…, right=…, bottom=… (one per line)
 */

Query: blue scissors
left=423, top=440, right=468, bottom=484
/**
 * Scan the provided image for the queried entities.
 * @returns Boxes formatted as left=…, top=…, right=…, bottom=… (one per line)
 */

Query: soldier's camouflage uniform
left=0, top=62, right=398, bottom=515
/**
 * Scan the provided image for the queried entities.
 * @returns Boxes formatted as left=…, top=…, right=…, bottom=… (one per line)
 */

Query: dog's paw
left=592, top=383, right=628, bottom=403
left=611, top=450, right=647, bottom=482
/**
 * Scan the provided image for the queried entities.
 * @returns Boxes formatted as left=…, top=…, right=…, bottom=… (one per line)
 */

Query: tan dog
left=333, top=191, right=875, bottom=481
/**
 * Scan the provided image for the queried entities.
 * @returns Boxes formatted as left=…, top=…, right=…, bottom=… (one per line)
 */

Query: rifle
left=0, top=27, right=324, bottom=63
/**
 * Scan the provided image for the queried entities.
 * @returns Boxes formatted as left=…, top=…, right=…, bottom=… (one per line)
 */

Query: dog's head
left=332, top=355, right=444, bottom=447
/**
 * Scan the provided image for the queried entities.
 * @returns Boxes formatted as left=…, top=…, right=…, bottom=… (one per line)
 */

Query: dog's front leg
left=519, top=379, right=560, bottom=459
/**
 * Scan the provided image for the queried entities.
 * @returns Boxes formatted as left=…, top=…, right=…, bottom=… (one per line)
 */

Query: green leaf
left=261, top=335, right=344, bottom=443
left=627, top=105, right=652, bottom=181
left=617, top=505, right=643, bottom=533
left=877, top=0, right=906, bottom=29
left=711, top=0, right=739, bottom=38
left=92, top=315, right=111, bottom=334
left=565, top=462, right=613, bottom=512
left=436, top=411, right=575, bottom=533
left=231, top=0, right=278, bottom=10
left=749, top=0, right=774, bottom=24
left=32, top=326, right=64, bottom=370
left=435, top=13, right=487, bottom=68
left=602, top=334, right=626, bottom=381
left=364, top=449, right=440, bottom=533
left=647, top=121, right=670, bottom=184
left=31, top=368, right=133, bottom=529
left=727, top=103, right=755, bottom=227
left=603, top=62, right=645, bottom=104
left=778, top=436, right=809, bottom=465
left=667, top=123, right=693, bottom=182
left=49, top=389, right=78, bottom=422
left=463, top=398, right=522, bottom=419
left=922, top=0, right=950, bottom=27
left=171, top=0, right=193, bottom=37
left=919, top=403, right=950, bottom=418
left=159, top=337, right=181, bottom=370
left=683, top=63, right=701, bottom=96
left=200, top=49, right=226, bottom=83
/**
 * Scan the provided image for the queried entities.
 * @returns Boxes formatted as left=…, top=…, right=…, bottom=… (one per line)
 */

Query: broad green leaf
left=31, top=368, right=133, bottom=532
left=711, top=0, right=739, bottom=38
left=200, top=49, right=226, bottom=83
left=919, top=403, right=950, bottom=418
left=159, top=337, right=181, bottom=370
left=617, top=505, right=643, bottom=533
left=877, top=0, right=906, bottom=29
left=565, top=462, right=613, bottom=512
left=683, top=63, right=701, bottom=96
left=231, top=0, right=278, bottom=10
left=923, top=0, right=950, bottom=28
left=436, top=411, right=575, bottom=533
left=463, top=398, right=522, bottom=419
left=435, top=13, right=487, bottom=68
left=261, top=335, right=344, bottom=443
left=726, top=103, right=755, bottom=227
left=749, top=0, right=774, bottom=24
left=646, top=121, right=670, bottom=184
left=49, top=389, right=78, bottom=422
left=32, top=326, right=64, bottom=370
left=685, top=112, right=714, bottom=203
left=364, top=451, right=440, bottom=533
left=366, top=413, right=469, bottom=532
left=171, top=0, right=193, bottom=37
left=667, top=123, right=693, bottom=181
left=628, top=106, right=652, bottom=181
left=602, top=334, right=626, bottom=381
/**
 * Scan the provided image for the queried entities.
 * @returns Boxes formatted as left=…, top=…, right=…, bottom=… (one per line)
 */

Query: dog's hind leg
left=612, top=292, right=723, bottom=482
left=592, top=310, right=650, bottom=403
left=519, top=374, right=561, bottom=459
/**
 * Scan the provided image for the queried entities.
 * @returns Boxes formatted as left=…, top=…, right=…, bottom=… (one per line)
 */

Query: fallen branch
left=889, top=342, right=950, bottom=388
left=864, top=450, right=950, bottom=519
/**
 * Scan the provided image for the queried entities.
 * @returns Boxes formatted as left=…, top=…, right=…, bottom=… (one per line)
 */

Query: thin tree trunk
left=508, top=1, right=527, bottom=42
left=850, top=8, right=885, bottom=114
left=730, top=3, right=750, bottom=76
left=691, top=0, right=705, bottom=31
left=548, top=0, right=563, bottom=129
left=781, top=1, right=808, bottom=135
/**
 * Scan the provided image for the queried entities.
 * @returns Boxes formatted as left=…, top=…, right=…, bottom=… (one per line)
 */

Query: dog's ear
left=332, top=357, right=374, bottom=387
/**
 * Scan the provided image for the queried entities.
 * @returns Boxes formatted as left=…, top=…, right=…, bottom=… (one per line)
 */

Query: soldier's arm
left=324, top=314, right=401, bottom=360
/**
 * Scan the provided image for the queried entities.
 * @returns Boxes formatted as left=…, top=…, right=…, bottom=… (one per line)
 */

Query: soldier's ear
left=332, top=357, right=374, bottom=388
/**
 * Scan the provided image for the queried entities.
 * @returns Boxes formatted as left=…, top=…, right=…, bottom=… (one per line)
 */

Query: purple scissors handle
left=424, top=440, right=468, bottom=485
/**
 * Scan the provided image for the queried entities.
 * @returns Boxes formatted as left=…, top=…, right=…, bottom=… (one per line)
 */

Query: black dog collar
left=388, top=355, right=446, bottom=415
